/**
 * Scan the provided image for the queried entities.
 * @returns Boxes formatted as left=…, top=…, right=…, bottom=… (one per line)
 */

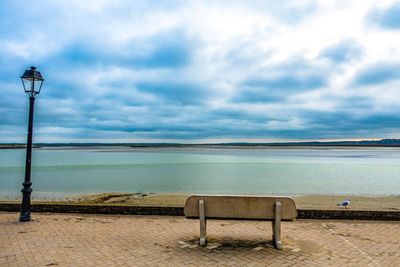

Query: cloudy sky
left=1, top=0, right=400, bottom=143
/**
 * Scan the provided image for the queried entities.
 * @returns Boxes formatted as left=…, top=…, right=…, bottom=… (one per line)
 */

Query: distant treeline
left=1, top=139, right=400, bottom=148
left=219, top=139, right=400, bottom=147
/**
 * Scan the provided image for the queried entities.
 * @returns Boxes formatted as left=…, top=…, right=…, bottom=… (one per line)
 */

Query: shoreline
left=1, top=192, right=399, bottom=211
left=2, top=143, right=400, bottom=150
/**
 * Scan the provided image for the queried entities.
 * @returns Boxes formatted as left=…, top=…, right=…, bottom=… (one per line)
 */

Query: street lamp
left=19, top=66, right=44, bottom=222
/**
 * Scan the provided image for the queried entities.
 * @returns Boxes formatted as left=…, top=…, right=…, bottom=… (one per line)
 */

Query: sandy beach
left=1, top=192, right=399, bottom=211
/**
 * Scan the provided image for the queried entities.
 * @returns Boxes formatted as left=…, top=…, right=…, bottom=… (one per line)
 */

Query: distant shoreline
left=2, top=139, right=400, bottom=149
left=0, top=144, right=26, bottom=149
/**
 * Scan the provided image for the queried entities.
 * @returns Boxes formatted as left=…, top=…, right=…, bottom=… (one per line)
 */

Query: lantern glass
left=21, top=66, right=44, bottom=96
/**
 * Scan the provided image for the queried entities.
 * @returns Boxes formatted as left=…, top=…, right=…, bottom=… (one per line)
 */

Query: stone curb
left=0, top=203, right=399, bottom=220
left=296, top=209, right=400, bottom=220
left=0, top=203, right=183, bottom=216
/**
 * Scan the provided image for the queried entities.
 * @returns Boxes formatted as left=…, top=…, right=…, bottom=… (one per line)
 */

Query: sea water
left=1, top=147, right=400, bottom=197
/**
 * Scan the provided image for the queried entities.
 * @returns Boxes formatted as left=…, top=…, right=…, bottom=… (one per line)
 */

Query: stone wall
left=1, top=203, right=399, bottom=220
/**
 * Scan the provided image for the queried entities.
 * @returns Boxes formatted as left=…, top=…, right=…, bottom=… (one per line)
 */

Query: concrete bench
left=184, top=195, right=297, bottom=249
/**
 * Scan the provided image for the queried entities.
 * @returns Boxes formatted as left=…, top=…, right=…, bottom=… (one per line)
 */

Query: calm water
left=1, top=147, right=400, bottom=197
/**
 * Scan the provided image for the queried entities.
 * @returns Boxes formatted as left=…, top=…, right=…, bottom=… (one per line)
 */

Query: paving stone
left=1, top=212, right=400, bottom=266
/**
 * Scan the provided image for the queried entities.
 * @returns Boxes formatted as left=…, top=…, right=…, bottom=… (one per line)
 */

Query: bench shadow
left=179, top=237, right=277, bottom=251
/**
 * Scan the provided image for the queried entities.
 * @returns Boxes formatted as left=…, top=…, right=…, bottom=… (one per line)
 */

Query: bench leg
left=272, top=201, right=282, bottom=250
left=199, top=199, right=207, bottom=246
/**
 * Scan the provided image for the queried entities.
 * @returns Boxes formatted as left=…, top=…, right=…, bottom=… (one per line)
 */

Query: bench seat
left=184, top=195, right=297, bottom=249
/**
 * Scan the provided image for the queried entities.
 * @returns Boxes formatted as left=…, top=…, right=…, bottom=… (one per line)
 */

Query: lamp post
left=19, top=66, right=44, bottom=222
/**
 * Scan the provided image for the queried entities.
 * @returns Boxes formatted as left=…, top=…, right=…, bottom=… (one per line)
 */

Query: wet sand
left=1, top=192, right=399, bottom=211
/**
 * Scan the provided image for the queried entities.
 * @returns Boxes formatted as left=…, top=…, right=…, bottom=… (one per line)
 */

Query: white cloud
left=1, top=0, right=400, bottom=142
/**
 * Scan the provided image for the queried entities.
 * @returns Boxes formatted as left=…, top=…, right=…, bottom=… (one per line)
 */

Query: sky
left=1, top=0, right=400, bottom=143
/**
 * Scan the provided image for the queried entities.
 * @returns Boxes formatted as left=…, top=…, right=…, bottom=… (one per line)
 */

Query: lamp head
left=21, top=66, right=44, bottom=97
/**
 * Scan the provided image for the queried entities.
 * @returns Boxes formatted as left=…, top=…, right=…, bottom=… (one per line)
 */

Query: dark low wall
left=0, top=203, right=184, bottom=216
left=297, top=209, right=400, bottom=221
left=1, top=203, right=399, bottom=220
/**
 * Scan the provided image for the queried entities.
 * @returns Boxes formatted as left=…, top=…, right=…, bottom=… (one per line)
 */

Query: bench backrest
left=184, top=195, right=297, bottom=220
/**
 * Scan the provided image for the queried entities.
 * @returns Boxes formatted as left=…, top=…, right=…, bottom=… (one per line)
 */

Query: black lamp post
left=19, top=66, right=44, bottom=222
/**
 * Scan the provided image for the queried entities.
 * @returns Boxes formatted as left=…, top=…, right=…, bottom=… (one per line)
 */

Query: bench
left=184, top=195, right=297, bottom=249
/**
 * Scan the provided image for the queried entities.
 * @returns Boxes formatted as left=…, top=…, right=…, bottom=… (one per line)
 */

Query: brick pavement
left=0, top=212, right=399, bottom=266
